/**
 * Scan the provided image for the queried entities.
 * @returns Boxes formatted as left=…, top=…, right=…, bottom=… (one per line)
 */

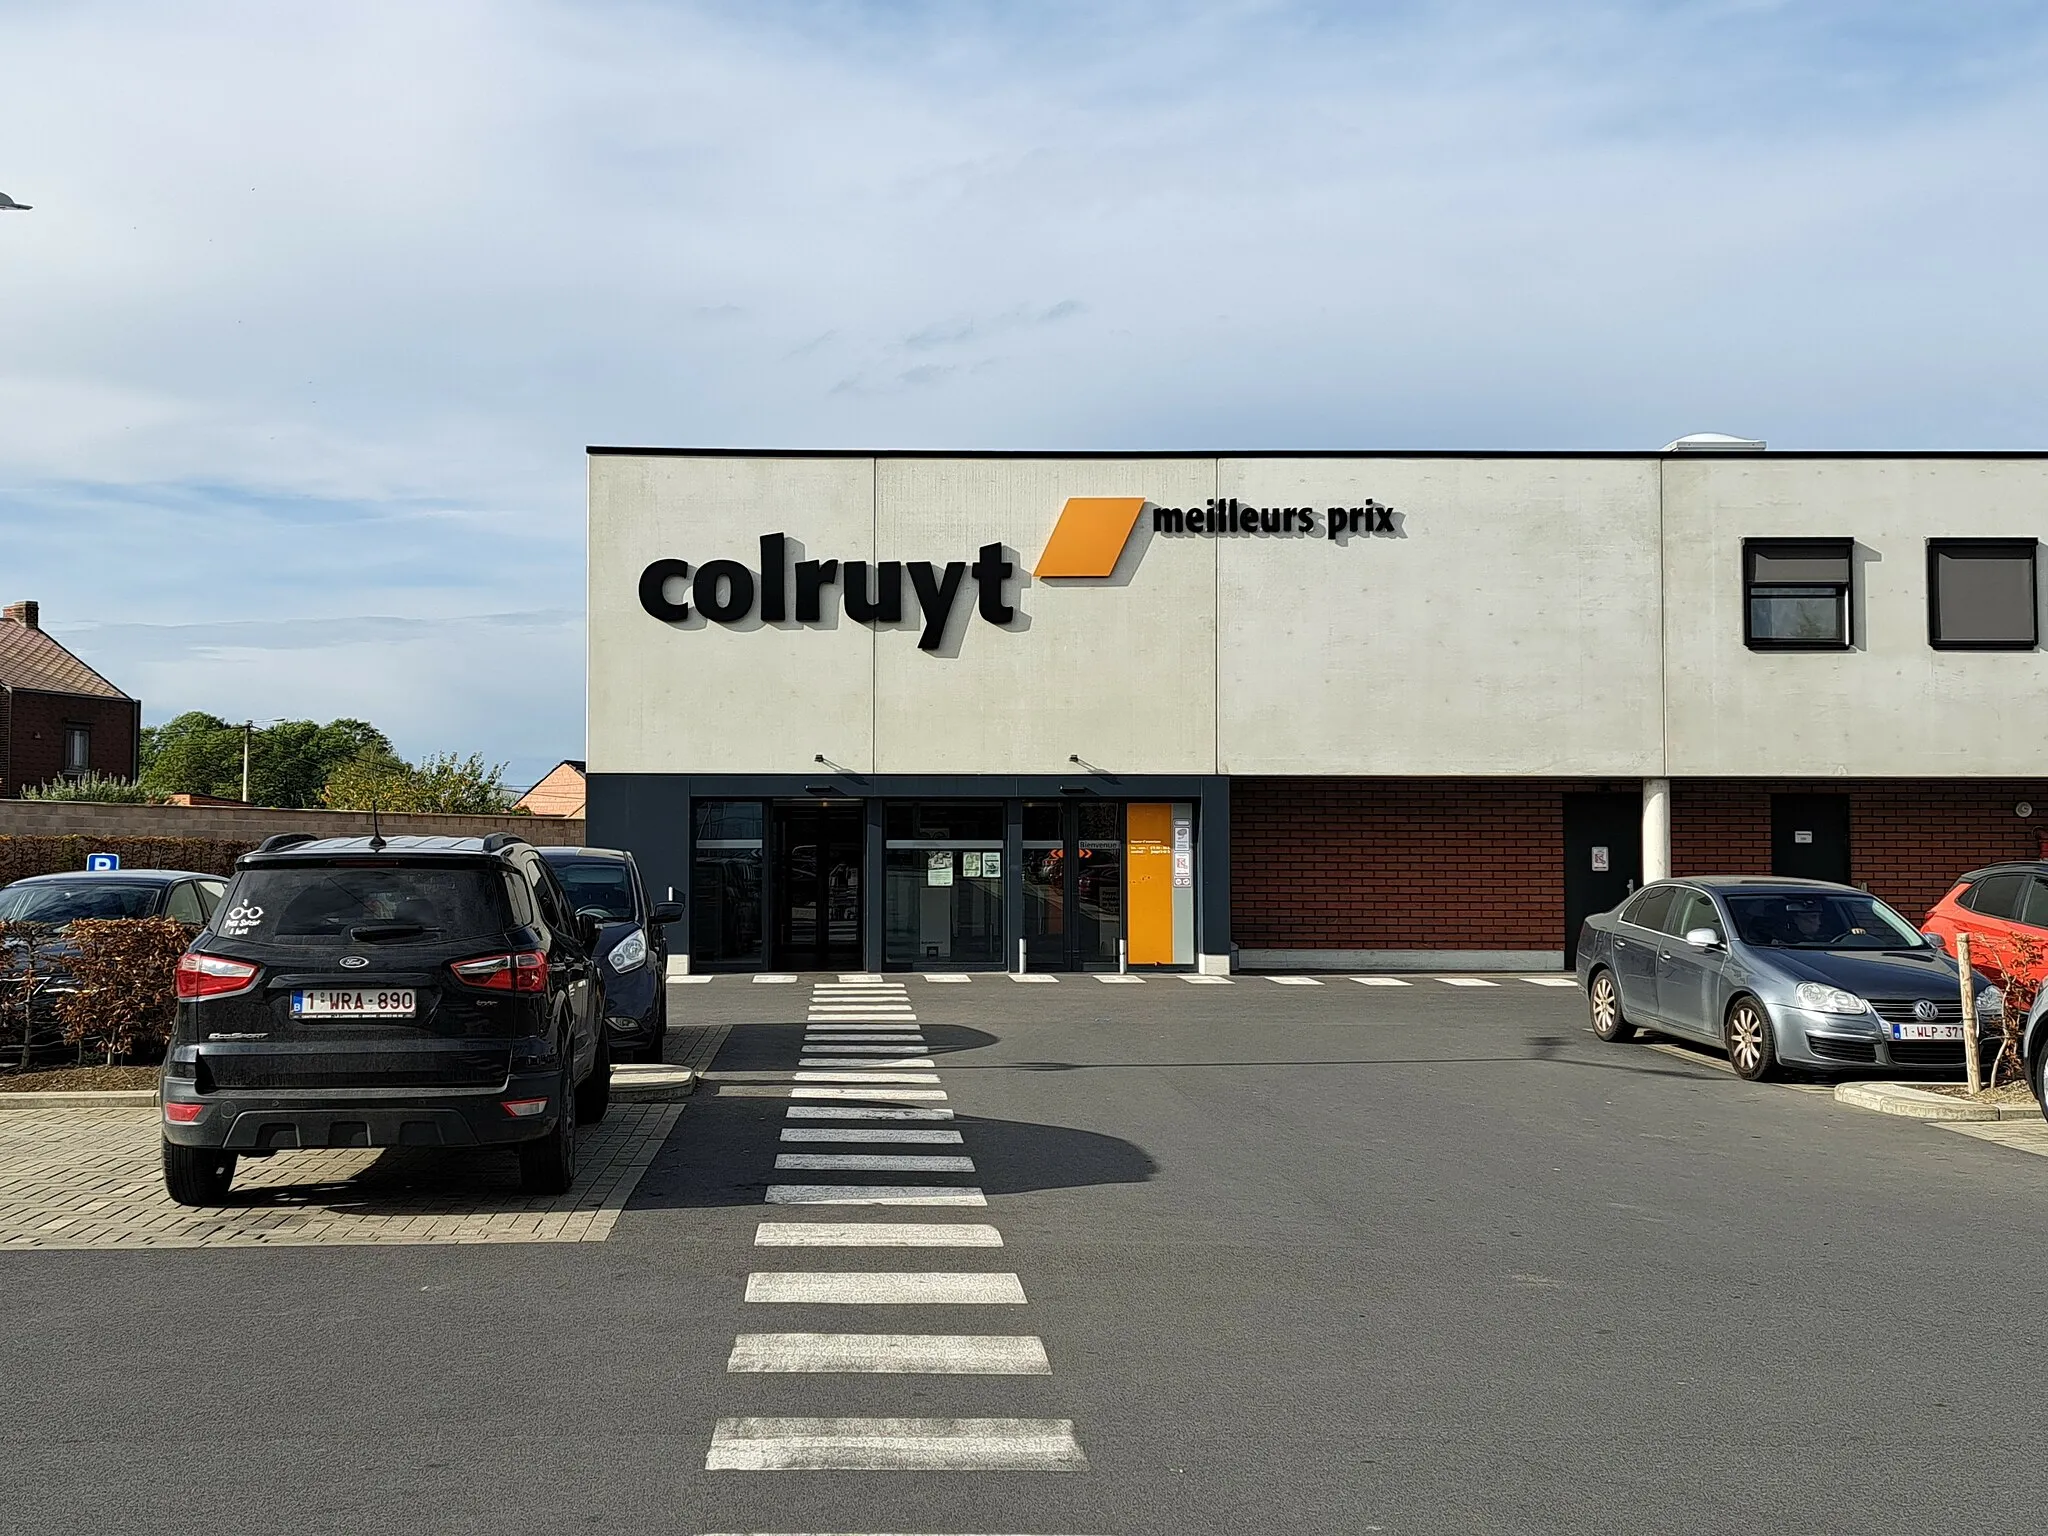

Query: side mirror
left=1921, top=929, right=1947, bottom=951
left=1684, top=927, right=1723, bottom=950
left=649, top=900, right=683, bottom=925
left=575, top=910, right=601, bottom=946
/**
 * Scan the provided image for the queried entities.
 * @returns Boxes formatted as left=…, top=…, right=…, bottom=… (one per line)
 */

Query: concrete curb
left=0, top=1089, right=157, bottom=1108
left=1833, top=1081, right=2041, bottom=1122
left=611, top=1065, right=697, bottom=1102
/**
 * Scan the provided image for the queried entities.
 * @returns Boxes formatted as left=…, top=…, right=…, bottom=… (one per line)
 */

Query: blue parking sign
left=86, top=852, right=120, bottom=872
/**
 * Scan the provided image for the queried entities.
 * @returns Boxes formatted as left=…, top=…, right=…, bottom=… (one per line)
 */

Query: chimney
left=3, top=600, right=38, bottom=629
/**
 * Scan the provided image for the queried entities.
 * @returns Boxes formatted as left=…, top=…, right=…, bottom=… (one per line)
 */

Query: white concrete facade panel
left=588, top=454, right=877, bottom=774
left=872, top=458, right=1218, bottom=774
left=1661, top=458, right=2048, bottom=776
left=1214, top=457, right=1665, bottom=775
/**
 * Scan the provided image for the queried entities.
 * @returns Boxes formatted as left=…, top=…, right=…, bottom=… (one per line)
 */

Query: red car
left=1920, top=863, right=2048, bottom=986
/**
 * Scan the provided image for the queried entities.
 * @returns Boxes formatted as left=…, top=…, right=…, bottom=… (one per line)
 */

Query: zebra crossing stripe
left=704, top=1415, right=1087, bottom=1471
left=797, top=1057, right=937, bottom=1070
left=745, top=1271, right=1024, bottom=1305
left=764, top=1184, right=985, bottom=1206
left=754, top=1221, right=1002, bottom=1247
left=783, top=1104, right=954, bottom=1120
left=787, top=1088, right=949, bottom=1102
left=774, top=1152, right=974, bottom=1173
left=795, top=1071, right=940, bottom=1084
left=780, top=1128, right=964, bottom=1144
left=726, top=1333, right=1051, bottom=1374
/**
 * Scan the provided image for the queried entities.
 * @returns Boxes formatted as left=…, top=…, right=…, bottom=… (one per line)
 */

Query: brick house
left=515, top=760, right=587, bottom=817
left=0, top=600, right=141, bottom=796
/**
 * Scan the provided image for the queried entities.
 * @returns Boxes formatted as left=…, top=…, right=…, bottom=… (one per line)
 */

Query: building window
left=1743, top=539, right=1853, bottom=651
left=62, top=724, right=91, bottom=776
left=1928, top=539, right=2038, bottom=650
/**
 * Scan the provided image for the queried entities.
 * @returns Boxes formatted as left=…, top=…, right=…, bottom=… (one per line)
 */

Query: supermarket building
left=585, top=446, right=2048, bottom=974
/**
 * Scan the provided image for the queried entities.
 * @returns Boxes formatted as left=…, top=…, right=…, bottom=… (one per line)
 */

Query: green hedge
left=0, top=835, right=256, bottom=885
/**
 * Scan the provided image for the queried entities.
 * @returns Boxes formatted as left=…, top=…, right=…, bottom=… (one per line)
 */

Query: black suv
left=161, top=833, right=609, bottom=1206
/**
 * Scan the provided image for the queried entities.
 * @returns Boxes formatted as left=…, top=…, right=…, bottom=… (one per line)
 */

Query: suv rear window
left=220, top=864, right=511, bottom=944
left=0, top=881, right=161, bottom=923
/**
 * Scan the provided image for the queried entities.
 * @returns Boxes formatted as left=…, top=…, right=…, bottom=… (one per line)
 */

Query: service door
left=1563, top=794, right=1643, bottom=968
left=1771, top=794, right=1851, bottom=885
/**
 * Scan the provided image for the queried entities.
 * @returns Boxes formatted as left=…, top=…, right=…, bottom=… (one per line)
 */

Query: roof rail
left=479, top=832, right=530, bottom=854
left=255, top=832, right=320, bottom=853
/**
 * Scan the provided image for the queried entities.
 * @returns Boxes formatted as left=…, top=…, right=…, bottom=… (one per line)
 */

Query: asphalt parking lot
left=4, top=972, right=2048, bottom=1534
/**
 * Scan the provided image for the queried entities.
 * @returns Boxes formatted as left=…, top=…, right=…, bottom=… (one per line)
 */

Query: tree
left=322, top=750, right=516, bottom=815
left=138, top=715, right=394, bottom=807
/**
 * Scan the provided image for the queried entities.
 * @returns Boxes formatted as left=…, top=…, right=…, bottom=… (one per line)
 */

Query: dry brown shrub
left=53, top=916, right=190, bottom=1063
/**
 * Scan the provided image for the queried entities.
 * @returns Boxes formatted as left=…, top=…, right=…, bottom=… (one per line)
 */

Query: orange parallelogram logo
left=1032, top=497, right=1148, bottom=578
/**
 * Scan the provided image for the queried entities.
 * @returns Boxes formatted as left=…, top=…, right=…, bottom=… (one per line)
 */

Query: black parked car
left=538, top=846, right=681, bottom=1062
left=0, top=869, right=227, bottom=1069
left=160, top=833, right=608, bottom=1205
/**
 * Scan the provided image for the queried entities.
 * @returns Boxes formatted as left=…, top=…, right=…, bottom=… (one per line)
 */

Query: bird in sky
left=0, top=192, right=32, bottom=211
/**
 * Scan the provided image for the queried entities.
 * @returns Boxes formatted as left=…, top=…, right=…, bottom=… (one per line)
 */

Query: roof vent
left=1661, top=433, right=1765, bottom=453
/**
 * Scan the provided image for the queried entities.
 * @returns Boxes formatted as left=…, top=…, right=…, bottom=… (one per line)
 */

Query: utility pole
left=242, top=721, right=254, bottom=804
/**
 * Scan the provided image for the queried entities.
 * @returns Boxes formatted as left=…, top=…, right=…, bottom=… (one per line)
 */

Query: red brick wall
left=1234, top=776, right=2048, bottom=951
left=1673, top=779, right=2048, bottom=925
left=1231, top=778, right=1627, bottom=950
left=3, top=690, right=139, bottom=795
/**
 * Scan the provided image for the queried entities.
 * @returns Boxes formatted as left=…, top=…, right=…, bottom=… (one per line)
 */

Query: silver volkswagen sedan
left=1576, top=877, right=2002, bottom=1080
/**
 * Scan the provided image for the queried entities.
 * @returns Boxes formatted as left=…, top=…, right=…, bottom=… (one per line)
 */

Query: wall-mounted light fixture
left=1068, top=753, right=1108, bottom=775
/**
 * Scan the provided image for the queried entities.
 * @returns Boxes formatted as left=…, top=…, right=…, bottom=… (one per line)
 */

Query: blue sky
left=2, top=0, right=2045, bottom=789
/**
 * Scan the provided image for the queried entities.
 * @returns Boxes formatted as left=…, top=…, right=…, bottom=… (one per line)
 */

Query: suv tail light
left=451, top=950, right=549, bottom=994
left=176, top=952, right=260, bottom=1000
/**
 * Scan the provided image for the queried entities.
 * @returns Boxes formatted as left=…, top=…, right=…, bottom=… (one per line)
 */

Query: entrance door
left=1772, top=794, right=1851, bottom=885
left=774, top=805, right=864, bottom=970
left=1023, top=802, right=1126, bottom=970
left=1563, top=793, right=1643, bottom=968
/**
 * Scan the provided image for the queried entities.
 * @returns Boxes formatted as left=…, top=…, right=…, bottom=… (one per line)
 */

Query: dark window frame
left=61, top=722, right=92, bottom=777
left=1742, top=538, right=1855, bottom=652
left=1926, top=538, right=2039, bottom=651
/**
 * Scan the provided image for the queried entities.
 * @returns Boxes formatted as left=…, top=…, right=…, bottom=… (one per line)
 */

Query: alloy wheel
left=1591, top=974, right=1619, bottom=1037
left=1727, top=1001, right=1770, bottom=1079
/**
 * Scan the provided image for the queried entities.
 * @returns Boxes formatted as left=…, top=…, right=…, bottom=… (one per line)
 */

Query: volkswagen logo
left=1913, top=999, right=1939, bottom=1022
left=339, top=955, right=369, bottom=970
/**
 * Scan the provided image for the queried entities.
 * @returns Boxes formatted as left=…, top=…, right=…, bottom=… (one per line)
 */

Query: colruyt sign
left=638, top=496, right=1397, bottom=649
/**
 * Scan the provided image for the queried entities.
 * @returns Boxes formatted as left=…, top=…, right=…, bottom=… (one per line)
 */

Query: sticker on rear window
left=218, top=903, right=265, bottom=936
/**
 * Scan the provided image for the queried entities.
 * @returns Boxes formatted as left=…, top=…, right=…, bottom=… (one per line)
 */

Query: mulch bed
left=1923, top=1080, right=2035, bottom=1107
left=0, top=1066, right=159, bottom=1093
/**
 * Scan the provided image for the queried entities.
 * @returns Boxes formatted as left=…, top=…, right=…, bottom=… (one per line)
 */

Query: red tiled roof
left=0, top=618, right=130, bottom=699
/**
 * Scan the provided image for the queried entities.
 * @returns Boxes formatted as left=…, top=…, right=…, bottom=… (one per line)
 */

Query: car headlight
left=607, top=930, right=648, bottom=973
left=1978, top=987, right=2004, bottom=1020
left=1795, top=982, right=1869, bottom=1015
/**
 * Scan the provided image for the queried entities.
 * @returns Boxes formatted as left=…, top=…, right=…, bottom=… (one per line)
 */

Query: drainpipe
left=1642, top=778, right=1672, bottom=883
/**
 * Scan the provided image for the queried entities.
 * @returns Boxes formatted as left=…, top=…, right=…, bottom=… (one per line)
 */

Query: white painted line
left=782, top=1128, right=964, bottom=1144
left=798, top=1058, right=938, bottom=1070
left=799, top=1041, right=929, bottom=1052
left=746, top=1271, right=1026, bottom=1305
left=765, top=1184, right=985, bottom=1206
left=923, top=973, right=974, bottom=982
left=1183, top=975, right=1232, bottom=984
left=774, top=1152, right=975, bottom=1173
left=671, top=975, right=714, bottom=984
left=789, top=1088, right=949, bottom=1102
left=1353, top=976, right=1413, bottom=986
left=785, top=1105, right=955, bottom=1121
left=795, top=1071, right=941, bottom=1084
left=1268, top=976, right=1323, bottom=985
left=802, top=1022, right=922, bottom=1030
left=756, top=1221, right=1002, bottom=1247
left=811, top=991, right=910, bottom=999
left=753, top=975, right=800, bottom=984
left=1521, top=976, right=1581, bottom=987
left=1009, top=973, right=1057, bottom=983
left=836, top=974, right=890, bottom=983
left=1437, top=977, right=1501, bottom=987
left=1097, top=974, right=1146, bottom=983
left=704, top=1415, right=1086, bottom=1471
left=728, top=1332, right=1050, bottom=1374
left=805, top=1011, right=919, bottom=1019
left=807, top=1003, right=916, bottom=1011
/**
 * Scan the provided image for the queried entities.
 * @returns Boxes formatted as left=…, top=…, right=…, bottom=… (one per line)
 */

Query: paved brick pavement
left=0, top=1103, right=683, bottom=1251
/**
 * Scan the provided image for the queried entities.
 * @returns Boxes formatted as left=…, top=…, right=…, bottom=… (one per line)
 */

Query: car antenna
left=369, top=782, right=386, bottom=852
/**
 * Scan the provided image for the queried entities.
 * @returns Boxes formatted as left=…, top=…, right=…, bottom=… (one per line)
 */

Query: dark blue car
left=537, top=846, right=682, bottom=1062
